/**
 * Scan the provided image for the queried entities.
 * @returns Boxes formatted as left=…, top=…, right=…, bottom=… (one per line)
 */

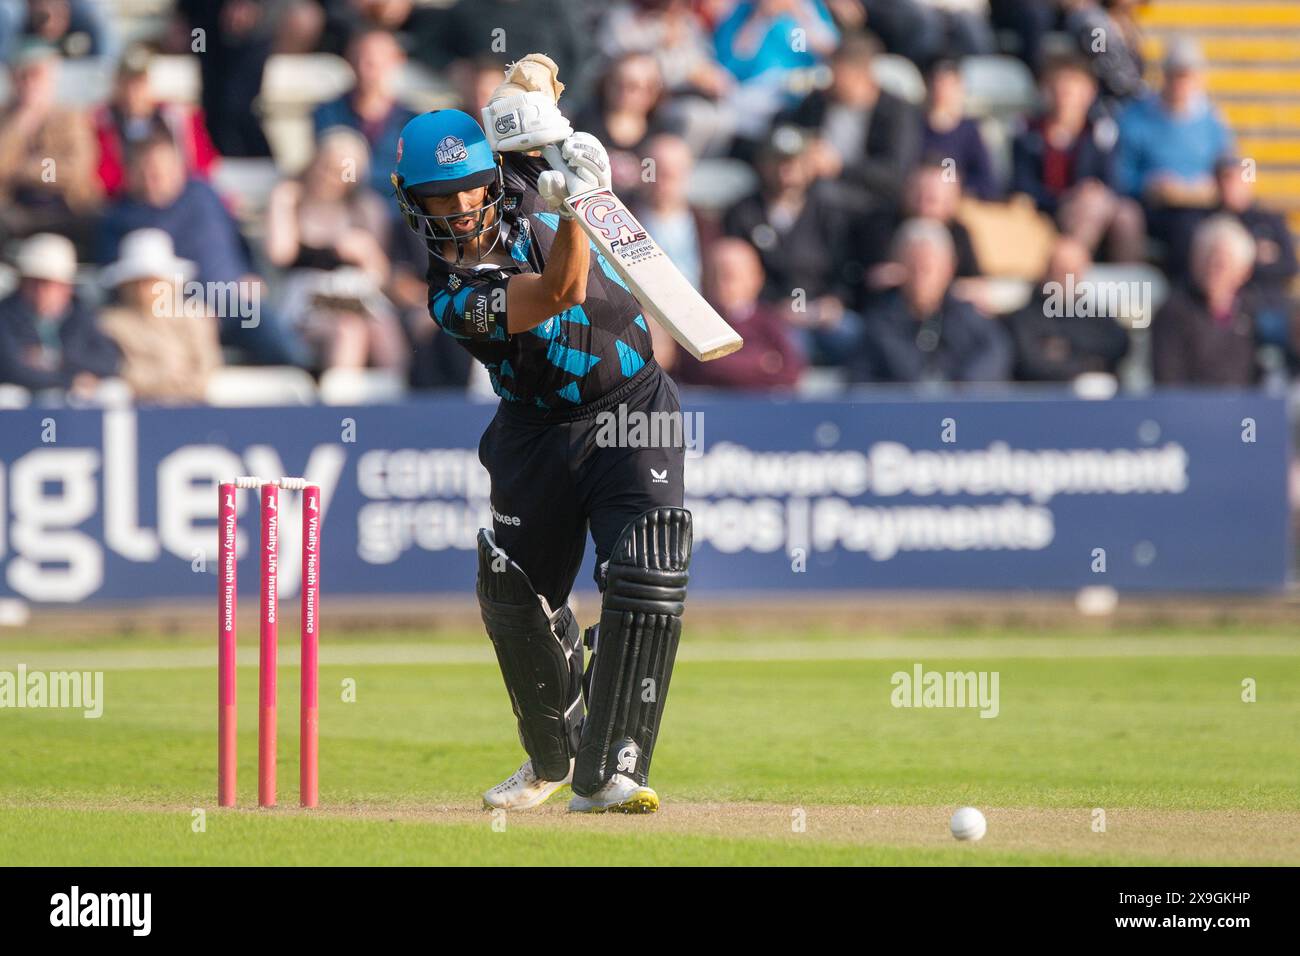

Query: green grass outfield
left=1, top=624, right=1298, bottom=865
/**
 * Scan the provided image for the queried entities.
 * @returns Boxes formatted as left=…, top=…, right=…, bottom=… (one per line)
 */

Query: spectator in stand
left=576, top=53, right=684, bottom=203
left=264, top=127, right=405, bottom=372
left=633, top=135, right=712, bottom=290
left=714, top=0, right=839, bottom=83
left=779, top=31, right=922, bottom=205
left=1010, top=53, right=1144, bottom=262
left=0, top=0, right=113, bottom=62
left=911, top=0, right=996, bottom=62
left=920, top=59, right=998, bottom=200
left=0, top=232, right=119, bottom=395
left=1168, top=159, right=1298, bottom=351
left=97, top=229, right=221, bottom=404
left=99, top=131, right=306, bottom=366
left=0, top=43, right=101, bottom=254
left=1153, top=215, right=1262, bottom=386
left=823, top=0, right=869, bottom=30
left=450, top=54, right=509, bottom=119
left=713, top=0, right=839, bottom=139
left=418, top=0, right=590, bottom=110
left=597, top=0, right=736, bottom=156
left=1059, top=0, right=1147, bottom=105
left=171, top=0, right=301, bottom=157
left=313, top=29, right=415, bottom=200
left=93, top=46, right=219, bottom=200
left=851, top=0, right=993, bottom=68
left=1116, top=38, right=1232, bottom=250
left=1002, top=236, right=1129, bottom=381
left=864, top=161, right=983, bottom=291
left=314, top=0, right=415, bottom=55
left=599, top=3, right=726, bottom=100
left=989, top=0, right=1058, bottom=72
left=850, top=218, right=1011, bottom=382
left=1209, top=158, right=1298, bottom=358
left=723, top=125, right=874, bottom=363
left=853, top=0, right=937, bottom=67
left=672, top=238, right=806, bottom=388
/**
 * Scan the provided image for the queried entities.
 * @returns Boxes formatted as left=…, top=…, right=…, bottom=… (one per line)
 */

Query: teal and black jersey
left=425, top=153, right=654, bottom=410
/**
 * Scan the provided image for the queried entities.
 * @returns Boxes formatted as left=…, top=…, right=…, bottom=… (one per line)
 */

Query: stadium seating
left=206, top=366, right=318, bottom=406
left=0, top=384, right=30, bottom=409
left=319, top=368, right=408, bottom=405
left=688, top=158, right=758, bottom=212
left=872, top=54, right=925, bottom=105
left=960, top=56, right=1038, bottom=120
left=1137, top=2, right=1300, bottom=266
left=211, top=158, right=282, bottom=227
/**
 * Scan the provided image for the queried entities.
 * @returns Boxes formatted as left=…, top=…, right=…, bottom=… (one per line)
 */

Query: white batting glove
left=482, top=92, right=573, bottom=153
left=561, top=132, right=611, bottom=191
left=537, top=170, right=574, bottom=218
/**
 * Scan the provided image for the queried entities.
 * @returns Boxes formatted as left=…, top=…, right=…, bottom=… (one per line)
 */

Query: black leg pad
left=477, top=529, right=583, bottom=781
left=573, top=508, right=692, bottom=795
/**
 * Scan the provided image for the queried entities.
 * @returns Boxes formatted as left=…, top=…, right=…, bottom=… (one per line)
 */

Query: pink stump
left=300, top=485, right=321, bottom=807
left=259, top=483, right=279, bottom=807
left=217, top=483, right=238, bottom=807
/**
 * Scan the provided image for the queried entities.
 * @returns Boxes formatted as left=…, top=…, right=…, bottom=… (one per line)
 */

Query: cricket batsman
left=391, top=55, right=691, bottom=813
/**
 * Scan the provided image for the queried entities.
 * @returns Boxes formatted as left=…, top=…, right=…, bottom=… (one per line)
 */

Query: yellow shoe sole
left=615, top=791, right=659, bottom=814
left=586, top=790, right=659, bottom=814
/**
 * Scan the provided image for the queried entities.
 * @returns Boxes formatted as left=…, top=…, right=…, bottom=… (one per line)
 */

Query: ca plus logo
left=580, top=194, right=646, bottom=246
left=616, top=744, right=638, bottom=774
left=494, top=113, right=518, bottom=135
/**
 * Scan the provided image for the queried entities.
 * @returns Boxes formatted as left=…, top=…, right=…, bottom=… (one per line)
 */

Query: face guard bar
left=392, top=164, right=507, bottom=269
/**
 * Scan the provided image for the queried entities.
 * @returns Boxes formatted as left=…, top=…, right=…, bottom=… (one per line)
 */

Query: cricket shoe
left=482, top=759, right=573, bottom=811
left=568, top=774, right=659, bottom=814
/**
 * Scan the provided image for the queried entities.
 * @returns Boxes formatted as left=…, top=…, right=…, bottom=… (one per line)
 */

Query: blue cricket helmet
left=391, top=109, right=506, bottom=266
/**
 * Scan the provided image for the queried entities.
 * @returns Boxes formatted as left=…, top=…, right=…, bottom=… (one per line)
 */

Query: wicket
left=218, top=476, right=321, bottom=808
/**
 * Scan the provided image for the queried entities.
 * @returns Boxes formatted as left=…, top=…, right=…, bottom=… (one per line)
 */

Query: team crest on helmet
left=435, top=135, right=469, bottom=166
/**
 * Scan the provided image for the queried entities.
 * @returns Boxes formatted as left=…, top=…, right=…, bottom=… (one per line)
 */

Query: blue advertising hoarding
left=0, top=389, right=1287, bottom=604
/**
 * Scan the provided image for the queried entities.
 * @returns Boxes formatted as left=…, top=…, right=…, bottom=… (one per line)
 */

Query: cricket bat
left=541, top=144, right=744, bottom=362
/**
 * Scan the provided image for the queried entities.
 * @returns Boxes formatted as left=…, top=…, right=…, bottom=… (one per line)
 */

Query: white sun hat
left=100, top=229, right=196, bottom=288
left=13, top=232, right=77, bottom=283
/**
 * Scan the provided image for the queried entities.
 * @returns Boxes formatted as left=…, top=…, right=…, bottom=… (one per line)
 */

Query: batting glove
left=561, top=133, right=611, bottom=191
left=482, top=92, right=573, bottom=153
left=538, top=170, right=575, bottom=218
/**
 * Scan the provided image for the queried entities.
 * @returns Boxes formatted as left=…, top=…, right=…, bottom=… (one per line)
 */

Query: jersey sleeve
left=502, top=152, right=550, bottom=192
left=428, top=275, right=511, bottom=341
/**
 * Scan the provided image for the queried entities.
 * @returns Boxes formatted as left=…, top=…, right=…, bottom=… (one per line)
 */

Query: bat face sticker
left=577, top=192, right=648, bottom=248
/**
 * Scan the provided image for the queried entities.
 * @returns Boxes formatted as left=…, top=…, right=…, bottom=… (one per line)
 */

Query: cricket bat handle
left=542, top=144, right=598, bottom=199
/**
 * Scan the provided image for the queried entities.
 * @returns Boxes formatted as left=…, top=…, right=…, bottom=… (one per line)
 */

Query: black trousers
left=478, top=361, right=686, bottom=610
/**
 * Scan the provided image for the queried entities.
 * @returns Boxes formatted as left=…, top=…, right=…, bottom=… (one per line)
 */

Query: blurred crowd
left=0, top=0, right=1296, bottom=405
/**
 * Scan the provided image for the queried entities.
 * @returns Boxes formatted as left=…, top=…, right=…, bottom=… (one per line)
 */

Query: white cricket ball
left=950, top=806, right=987, bottom=841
